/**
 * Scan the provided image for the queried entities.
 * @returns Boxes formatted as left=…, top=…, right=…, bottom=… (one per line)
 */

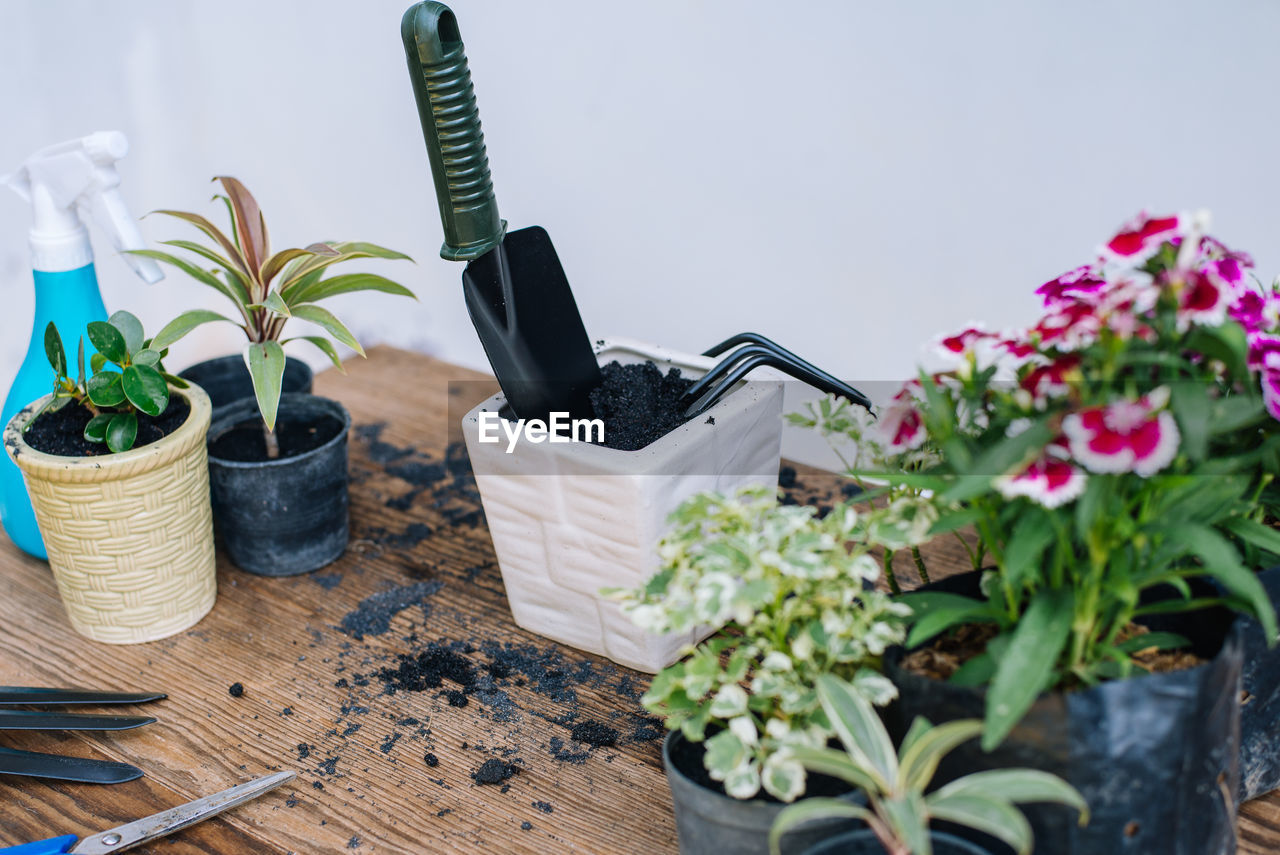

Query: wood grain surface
left=0, top=346, right=1275, bottom=854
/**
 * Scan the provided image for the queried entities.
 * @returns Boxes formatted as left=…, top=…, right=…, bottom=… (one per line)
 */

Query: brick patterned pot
left=461, top=337, right=784, bottom=672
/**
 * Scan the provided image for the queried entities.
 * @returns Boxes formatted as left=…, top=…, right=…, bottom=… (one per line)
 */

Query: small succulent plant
left=769, top=674, right=1088, bottom=855
left=32, top=311, right=181, bottom=452
left=132, top=176, right=414, bottom=457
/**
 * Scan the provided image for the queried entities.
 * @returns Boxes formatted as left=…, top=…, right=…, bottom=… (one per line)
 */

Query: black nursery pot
left=887, top=571, right=1242, bottom=855
left=801, top=829, right=991, bottom=855
left=179, top=354, right=313, bottom=413
left=663, top=731, right=862, bottom=855
left=1230, top=564, right=1280, bottom=801
left=207, top=393, right=351, bottom=577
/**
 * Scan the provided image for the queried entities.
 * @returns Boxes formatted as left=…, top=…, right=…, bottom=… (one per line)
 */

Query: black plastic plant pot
left=206, top=393, right=351, bottom=577
left=886, top=571, right=1241, bottom=855
left=800, top=829, right=992, bottom=855
left=178, top=354, right=312, bottom=414
left=663, top=731, right=862, bottom=855
left=1231, top=564, right=1280, bottom=801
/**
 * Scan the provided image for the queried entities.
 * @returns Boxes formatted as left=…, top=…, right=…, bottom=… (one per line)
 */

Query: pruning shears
left=0, top=771, right=294, bottom=854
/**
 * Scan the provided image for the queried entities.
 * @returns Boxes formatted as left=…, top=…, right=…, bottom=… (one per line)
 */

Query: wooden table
left=0, top=347, right=1278, bottom=853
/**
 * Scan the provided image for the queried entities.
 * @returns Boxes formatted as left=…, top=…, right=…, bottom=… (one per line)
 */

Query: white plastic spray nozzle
left=4, top=131, right=163, bottom=282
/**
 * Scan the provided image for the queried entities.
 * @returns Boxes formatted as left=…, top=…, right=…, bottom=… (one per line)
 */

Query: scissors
left=0, top=771, right=294, bottom=854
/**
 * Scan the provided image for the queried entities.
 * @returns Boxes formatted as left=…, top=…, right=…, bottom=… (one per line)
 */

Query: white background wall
left=3, top=0, right=1280, bottom=460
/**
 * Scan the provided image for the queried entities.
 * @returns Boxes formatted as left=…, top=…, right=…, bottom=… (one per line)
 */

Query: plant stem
left=263, top=417, right=280, bottom=460
left=911, top=546, right=930, bottom=585
left=883, top=550, right=902, bottom=594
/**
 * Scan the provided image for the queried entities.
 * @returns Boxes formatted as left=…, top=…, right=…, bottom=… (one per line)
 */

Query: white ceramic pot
left=462, top=336, right=784, bottom=672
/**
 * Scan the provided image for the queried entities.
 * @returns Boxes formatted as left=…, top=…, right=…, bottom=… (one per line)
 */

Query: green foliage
left=612, top=486, right=936, bottom=801
left=769, top=675, right=1087, bottom=855
left=29, top=312, right=175, bottom=453
left=130, top=176, right=415, bottom=432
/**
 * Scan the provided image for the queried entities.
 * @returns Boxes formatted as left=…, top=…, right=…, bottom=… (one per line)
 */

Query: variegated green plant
left=130, top=176, right=414, bottom=457
left=769, top=674, right=1087, bottom=855
left=612, top=485, right=933, bottom=802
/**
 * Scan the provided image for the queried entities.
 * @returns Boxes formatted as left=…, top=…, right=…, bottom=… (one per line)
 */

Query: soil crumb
left=339, top=581, right=443, bottom=640
left=228, top=682, right=244, bottom=698
left=473, top=759, right=519, bottom=785
left=570, top=721, right=619, bottom=747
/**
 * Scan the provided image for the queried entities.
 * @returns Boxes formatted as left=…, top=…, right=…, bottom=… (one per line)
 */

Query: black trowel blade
left=462, top=226, right=602, bottom=421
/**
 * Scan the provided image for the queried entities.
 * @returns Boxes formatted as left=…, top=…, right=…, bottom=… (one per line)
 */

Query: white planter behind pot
left=462, top=337, right=784, bottom=672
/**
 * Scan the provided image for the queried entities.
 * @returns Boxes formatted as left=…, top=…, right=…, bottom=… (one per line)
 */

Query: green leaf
left=161, top=372, right=190, bottom=390
left=43, top=323, right=66, bottom=376
left=128, top=247, right=248, bottom=308
left=1207, top=395, right=1266, bottom=436
left=258, top=246, right=315, bottom=287
left=90, top=352, right=107, bottom=373
left=284, top=336, right=344, bottom=373
left=290, top=303, right=364, bottom=355
left=949, top=652, right=997, bottom=687
left=76, top=337, right=85, bottom=388
left=1223, top=516, right=1280, bottom=561
left=262, top=289, right=291, bottom=317
left=1115, top=631, right=1190, bottom=654
left=86, top=371, right=125, bottom=407
left=86, top=321, right=127, bottom=364
left=83, top=413, right=113, bottom=443
left=246, top=341, right=286, bottom=431
left=928, top=507, right=984, bottom=537
left=769, top=799, right=872, bottom=855
left=1170, top=383, right=1209, bottom=462
left=287, top=272, right=416, bottom=306
left=900, top=592, right=998, bottom=649
left=816, top=674, right=896, bottom=790
left=784, top=746, right=879, bottom=793
left=151, top=310, right=239, bottom=351
left=122, top=364, right=169, bottom=417
left=983, top=587, right=1073, bottom=750
left=105, top=412, right=138, bottom=452
left=157, top=239, right=253, bottom=302
left=879, top=794, right=932, bottom=855
left=1002, top=512, right=1056, bottom=591
left=931, top=768, right=1088, bottom=820
left=1177, top=523, right=1278, bottom=643
left=926, top=793, right=1034, bottom=855
left=147, top=208, right=250, bottom=276
left=107, top=310, right=144, bottom=355
left=898, top=718, right=984, bottom=794
left=132, top=349, right=161, bottom=368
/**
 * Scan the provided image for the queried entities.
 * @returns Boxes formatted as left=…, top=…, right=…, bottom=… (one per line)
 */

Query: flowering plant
left=871, top=212, right=1280, bottom=750
left=612, top=486, right=931, bottom=802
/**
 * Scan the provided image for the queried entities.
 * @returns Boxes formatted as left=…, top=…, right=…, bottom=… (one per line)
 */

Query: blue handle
left=0, top=835, right=77, bottom=854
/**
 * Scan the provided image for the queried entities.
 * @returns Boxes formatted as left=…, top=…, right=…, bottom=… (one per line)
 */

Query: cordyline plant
left=864, top=211, right=1280, bottom=750
left=611, top=485, right=934, bottom=802
left=131, top=176, right=414, bottom=457
left=769, top=675, right=1087, bottom=855
left=31, top=311, right=182, bottom=452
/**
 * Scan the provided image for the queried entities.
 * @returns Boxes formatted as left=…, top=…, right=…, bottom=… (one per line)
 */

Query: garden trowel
left=402, top=1, right=601, bottom=421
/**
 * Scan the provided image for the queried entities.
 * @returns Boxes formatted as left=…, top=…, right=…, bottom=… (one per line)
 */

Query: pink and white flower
left=1036, top=266, right=1110, bottom=309
left=1175, top=269, right=1232, bottom=329
left=1230, top=288, right=1279, bottom=335
left=1020, top=355, right=1080, bottom=403
left=1099, top=212, right=1185, bottom=266
left=1062, top=389, right=1180, bottom=476
left=1033, top=302, right=1102, bottom=352
left=875, top=384, right=927, bottom=453
left=995, top=440, right=1087, bottom=508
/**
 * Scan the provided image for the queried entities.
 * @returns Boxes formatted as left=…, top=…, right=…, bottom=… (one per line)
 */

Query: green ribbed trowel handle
left=401, top=1, right=506, bottom=261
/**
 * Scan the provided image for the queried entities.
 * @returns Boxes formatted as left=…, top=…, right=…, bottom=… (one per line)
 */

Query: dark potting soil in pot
left=668, top=727, right=851, bottom=803
left=902, top=620, right=1206, bottom=683
left=209, top=411, right=345, bottom=462
left=587, top=360, right=695, bottom=451
left=23, top=397, right=191, bottom=457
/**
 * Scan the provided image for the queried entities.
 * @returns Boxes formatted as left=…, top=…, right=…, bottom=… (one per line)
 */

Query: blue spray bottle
left=1, top=132, right=162, bottom=559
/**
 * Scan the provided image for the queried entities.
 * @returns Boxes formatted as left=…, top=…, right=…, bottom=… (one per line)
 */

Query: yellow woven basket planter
left=2, top=384, right=217, bottom=644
